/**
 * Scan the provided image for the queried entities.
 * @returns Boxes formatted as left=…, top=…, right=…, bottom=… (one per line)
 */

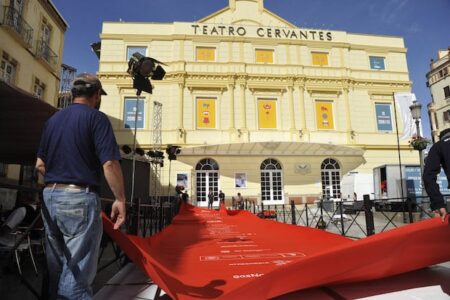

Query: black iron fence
left=240, top=195, right=449, bottom=239
left=100, top=196, right=180, bottom=237
left=100, top=194, right=450, bottom=241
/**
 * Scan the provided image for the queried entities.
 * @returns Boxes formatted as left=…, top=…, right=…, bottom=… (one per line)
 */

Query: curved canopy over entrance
left=180, top=141, right=365, bottom=157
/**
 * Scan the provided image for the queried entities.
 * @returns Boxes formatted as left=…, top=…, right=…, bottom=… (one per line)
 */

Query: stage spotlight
left=147, top=150, right=165, bottom=159
left=155, top=150, right=164, bottom=158
left=121, top=145, right=132, bottom=154
left=166, top=145, right=181, bottom=161
left=135, top=147, right=145, bottom=156
left=127, top=52, right=166, bottom=95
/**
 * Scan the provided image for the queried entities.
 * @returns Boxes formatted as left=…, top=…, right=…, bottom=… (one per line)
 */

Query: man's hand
left=111, top=200, right=126, bottom=230
left=434, top=207, right=447, bottom=223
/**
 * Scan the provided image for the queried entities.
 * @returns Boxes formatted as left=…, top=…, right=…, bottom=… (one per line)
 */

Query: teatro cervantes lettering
left=191, top=24, right=333, bottom=41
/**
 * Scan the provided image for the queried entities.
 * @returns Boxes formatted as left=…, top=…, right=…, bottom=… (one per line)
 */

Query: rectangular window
left=196, top=98, right=216, bottom=129
left=258, top=98, right=277, bottom=129
left=375, top=103, right=393, bottom=131
left=123, top=98, right=145, bottom=129
left=443, top=110, right=450, bottom=122
left=311, top=52, right=328, bottom=66
left=369, top=56, right=385, bottom=70
left=127, top=46, right=147, bottom=60
left=315, top=101, right=334, bottom=130
left=0, top=56, right=16, bottom=84
left=41, top=17, right=52, bottom=45
left=196, top=47, right=215, bottom=61
left=34, top=78, right=46, bottom=99
left=444, top=86, right=450, bottom=99
left=255, top=49, right=274, bottom=64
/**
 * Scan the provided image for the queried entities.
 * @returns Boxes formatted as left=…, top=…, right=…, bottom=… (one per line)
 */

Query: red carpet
left=102, top=204, right=450, bottom=300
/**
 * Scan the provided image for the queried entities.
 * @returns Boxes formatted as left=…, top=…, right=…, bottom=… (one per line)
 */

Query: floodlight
left=127, top=52, right=166, bottom=95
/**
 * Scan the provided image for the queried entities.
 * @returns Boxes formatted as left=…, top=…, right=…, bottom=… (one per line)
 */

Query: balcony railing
left=0, top=6, right=33, bottom=48
left=36, top=39, right=58, bottom=70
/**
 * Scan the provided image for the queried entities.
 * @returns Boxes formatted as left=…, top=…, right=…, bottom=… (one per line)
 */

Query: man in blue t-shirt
left=36, top=73, right=126, bottom=300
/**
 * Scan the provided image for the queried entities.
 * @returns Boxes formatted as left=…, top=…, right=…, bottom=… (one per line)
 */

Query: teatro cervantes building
left=98, top=0, right=418, bottom=207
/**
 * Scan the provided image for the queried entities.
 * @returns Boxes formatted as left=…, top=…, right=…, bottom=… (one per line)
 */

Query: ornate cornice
left=99, top=71, right=411, bottom=93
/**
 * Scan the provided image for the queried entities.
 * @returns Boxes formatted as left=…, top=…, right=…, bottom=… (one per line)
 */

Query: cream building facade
left=99, top=0, right=419, bottom=207
left=0, top=0, right=67, bottom=180
left=427, top=48, right=450, bottom=142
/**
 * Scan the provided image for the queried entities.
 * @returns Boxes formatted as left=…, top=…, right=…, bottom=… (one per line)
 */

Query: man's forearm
left=103, top=160, right=126, bottom=202
left=35, top=157, right=46, bottom=176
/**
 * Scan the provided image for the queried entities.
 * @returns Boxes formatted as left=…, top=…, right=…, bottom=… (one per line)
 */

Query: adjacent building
left=427, top=48, right=450, bottom=142
left=98, top=0, right=419, bottom=207
left=0, top=0, right=67, bottom=182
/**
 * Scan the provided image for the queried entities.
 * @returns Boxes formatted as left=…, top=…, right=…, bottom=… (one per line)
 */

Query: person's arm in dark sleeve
left=93, top=113, right=126, bottom=229
left=35, top=123, right=48, bottom=176
left=423, top=145, right=445, bottom=211
left=103, top=160, right=126, bottom=229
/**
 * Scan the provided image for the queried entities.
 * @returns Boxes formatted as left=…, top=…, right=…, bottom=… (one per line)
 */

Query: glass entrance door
left=195, top=158, right=220, bottom=208
left=260, top=159, right=284, bottom=205
left=196, top=171, right=219, bottom=207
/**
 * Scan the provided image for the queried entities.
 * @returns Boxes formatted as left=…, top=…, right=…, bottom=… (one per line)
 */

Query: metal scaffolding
left=149, top=101, right=163, bottom=204
left=58, top=64, right=77, bottom=108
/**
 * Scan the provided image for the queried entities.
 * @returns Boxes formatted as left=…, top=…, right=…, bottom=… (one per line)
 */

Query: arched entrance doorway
left=321, top=158, right=341, bottom=199
left=260, top=158, right=284, bottom=205
left=195, top=158, right=219, bottom=207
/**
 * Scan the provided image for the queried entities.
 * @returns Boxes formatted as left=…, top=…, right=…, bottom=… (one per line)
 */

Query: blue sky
left=52, top=0, right=450, bottom=138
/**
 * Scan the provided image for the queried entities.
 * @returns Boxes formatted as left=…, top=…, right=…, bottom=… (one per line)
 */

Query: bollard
left=261, top=201, right=265, bottom=216
left=290, top=200, right=296, bottom=225
left=159, top=199, right=164, bottom=231
left=407, top=197, right=414, bottom=223
left=339, top=201, right=345, bottom=236
left=317, top=198, right=326, bottom=229
left=363, top=194, right=375, bottom=236
left=305, top=203, right=309, bottom=226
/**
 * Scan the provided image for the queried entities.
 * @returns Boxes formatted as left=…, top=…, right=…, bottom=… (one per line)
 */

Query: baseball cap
left=72, top=73, right=107, bottom=95
left=439, top=128, right=450, bottom=140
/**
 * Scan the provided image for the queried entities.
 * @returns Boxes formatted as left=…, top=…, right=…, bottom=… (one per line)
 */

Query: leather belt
left=46, top=183, right=98, bottom=193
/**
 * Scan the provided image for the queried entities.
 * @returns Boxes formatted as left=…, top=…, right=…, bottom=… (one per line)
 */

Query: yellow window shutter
left=312, top=52, right=329, bottom=66
left=255, top=49, right=274, bottom=63
left=196, top=47, right=215, bottom=61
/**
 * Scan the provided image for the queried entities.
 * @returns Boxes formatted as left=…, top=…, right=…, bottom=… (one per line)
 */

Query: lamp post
left=409, top=100, right=428, bottom=217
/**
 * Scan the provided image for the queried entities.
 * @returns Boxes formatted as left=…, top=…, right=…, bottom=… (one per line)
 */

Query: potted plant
left=409, top=135, right=430, bottom=151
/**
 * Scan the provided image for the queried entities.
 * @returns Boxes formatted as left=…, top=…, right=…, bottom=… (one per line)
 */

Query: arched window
left=260, top=158, right=283, bottom=203
left=195, top=158, right=219, bottom=207
left=321, top=158, right=341, bottom=199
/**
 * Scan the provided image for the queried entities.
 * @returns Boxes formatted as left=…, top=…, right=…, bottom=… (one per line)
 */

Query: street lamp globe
left=409, top=101, right=422, bottom=121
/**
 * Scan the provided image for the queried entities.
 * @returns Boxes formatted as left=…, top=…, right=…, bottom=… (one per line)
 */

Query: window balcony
left=0, top=6, right=33, bottom=48
left=36, top=39, right=58, bottom=70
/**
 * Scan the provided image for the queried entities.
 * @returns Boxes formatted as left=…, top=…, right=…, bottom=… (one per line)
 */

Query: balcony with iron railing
left=36, top=39, right=58, bottom=70
left=0, top=6, right=33, bottom=48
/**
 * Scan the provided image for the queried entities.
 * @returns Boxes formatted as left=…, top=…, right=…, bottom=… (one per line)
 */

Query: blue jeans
left=42, top=186, right=102, bottom=300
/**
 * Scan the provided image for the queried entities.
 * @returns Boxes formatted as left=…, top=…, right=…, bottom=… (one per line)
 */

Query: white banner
left=394, top=92, right=420, bottom=140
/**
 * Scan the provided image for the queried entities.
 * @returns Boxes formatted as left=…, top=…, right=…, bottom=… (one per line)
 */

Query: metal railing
left=240, top=195, right=447, bottom=239
left=0, top=6, right=33, bottom=48
left=100, top=196, right=180, bottom=238
left=36, top=39, right=58, bottom=70
left=99, top=194, right=447, bottom=241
